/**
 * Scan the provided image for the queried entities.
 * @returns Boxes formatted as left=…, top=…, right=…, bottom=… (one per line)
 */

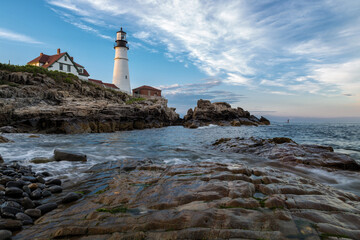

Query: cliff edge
left=0, top=65, right=180, bottom=134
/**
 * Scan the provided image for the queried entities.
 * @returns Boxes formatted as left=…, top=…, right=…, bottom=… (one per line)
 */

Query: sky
left=0, top=0, right=360, bottom=120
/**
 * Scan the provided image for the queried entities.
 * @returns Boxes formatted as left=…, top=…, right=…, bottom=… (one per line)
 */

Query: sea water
left=1, top=122, right=359, bottom=194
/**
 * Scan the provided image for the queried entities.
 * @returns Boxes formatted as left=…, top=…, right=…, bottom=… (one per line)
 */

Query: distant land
left=265, top=116, right=360, bottom=123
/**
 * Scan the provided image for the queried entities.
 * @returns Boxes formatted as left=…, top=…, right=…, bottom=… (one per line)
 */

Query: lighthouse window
left=125, top=75, right=127, bottom=79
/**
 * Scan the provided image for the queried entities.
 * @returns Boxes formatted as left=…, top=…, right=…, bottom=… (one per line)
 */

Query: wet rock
left=6, top=181, right=25, bottom=189
left=1, top=201, right=22, bottom=210
left=183, top=99, right=269, bottom=128
left=4, top=187, right=23, bottom=198
left=0, top=229, right=12, bottom=240
left=0, top=218, right=22, bottom=230
left=0, top=126, right=18, bottom=133
left=45, top=178, right=61, bottom=186
left=30, top=157, right=55, bottom=164
left=29, top=189, right=42, bottom=200
left=24, top=209, right=41, bottom=219
left=213, top=137, right=360, bottom=171
left=21, top=197, right=35, bottom=210
left=42, top=190, right=51, bottom=198
left=28, top=183, right=38, bottom=191
left=21, top=176, right=37, bottom=183
left=61, top=192, right=81, bottom=204
left=0, top=155, right=3, bottom=164
left=15, top=212, right=33, bottom=225
left=22, top=186, right=31, bottom=195
left=1, top=206, right=23, bottom=216
left=36, top=203, right=57, bottom=214
left=40, top=171, right=51, bottom=177
left=0, top=136, right=12, bottom=143
left=36, top=176, right=45, bottom=184
left=48, top=186, right=62, bottom=194
left=53, top=150, right=87, bottom=162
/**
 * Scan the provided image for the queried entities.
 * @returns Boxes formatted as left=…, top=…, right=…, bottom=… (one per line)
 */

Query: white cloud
left=223, top=73, right=250, bottom=86
left=0, top=28, right=43, bottom=44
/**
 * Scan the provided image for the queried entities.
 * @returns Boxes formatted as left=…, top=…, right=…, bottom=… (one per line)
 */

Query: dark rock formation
left=213, top=137, right=360, bottom=171
left=54, top=149, right=87, bottom=162
left=0, top=136, right=12, bottom=143
left=183, top=99, right=270, bottom=128
left=0, top=70, right=180, bottom=134
left=13, top=160, right=360, bottom=240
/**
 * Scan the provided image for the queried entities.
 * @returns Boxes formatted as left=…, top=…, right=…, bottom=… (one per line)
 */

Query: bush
left=126, top=97, right=146, bottom=104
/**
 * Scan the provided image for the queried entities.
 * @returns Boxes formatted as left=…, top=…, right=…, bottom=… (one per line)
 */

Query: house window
left=59, top=63, right=63, bottom=70
left=64, top=56, right=67, bottom=61
left=79, top=68, right=83, bottom=73
left=67, top=65, right=71, bottom=72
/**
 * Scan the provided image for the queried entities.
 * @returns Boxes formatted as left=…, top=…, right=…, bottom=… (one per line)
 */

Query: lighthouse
left=112, top=28, right=131, bottom=93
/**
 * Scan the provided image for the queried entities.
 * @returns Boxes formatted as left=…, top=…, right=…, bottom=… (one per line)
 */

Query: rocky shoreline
left=12, top=157, right=360, bottom=240
left=0, top=69, right=180, bottom=134
left=183, top=100, right=270, bottom=128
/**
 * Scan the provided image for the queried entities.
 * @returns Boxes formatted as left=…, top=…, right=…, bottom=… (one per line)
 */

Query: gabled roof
left=88, top=79, right=103, bottom=84
left=27, top=50, right=89, bottom=77
left=132, top=85, right=161, bottom=91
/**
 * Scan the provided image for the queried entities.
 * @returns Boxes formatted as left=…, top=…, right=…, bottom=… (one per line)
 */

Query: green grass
left=74, top=191, right=85, bottom=195
left=96, top=206, right=127, bottom=214
left=95, top=187, right=108, bottom=194
left=126, top=97, right=146, bottom=104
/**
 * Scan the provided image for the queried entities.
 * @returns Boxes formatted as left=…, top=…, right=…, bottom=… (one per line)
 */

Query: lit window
left=60, top=63, right=63, bottom=70
left=67, top=65, right=71, bottom=72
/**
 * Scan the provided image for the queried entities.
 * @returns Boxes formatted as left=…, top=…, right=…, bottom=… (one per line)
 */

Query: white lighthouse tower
left=112, top=28, right=131, bottom=93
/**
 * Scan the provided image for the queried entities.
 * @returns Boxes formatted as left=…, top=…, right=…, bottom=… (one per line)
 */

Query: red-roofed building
left=89, top=79, right=119, bottom=90
left=132, top=85, right=161, bottom=97
left=27, top=48, right=90, bottom=80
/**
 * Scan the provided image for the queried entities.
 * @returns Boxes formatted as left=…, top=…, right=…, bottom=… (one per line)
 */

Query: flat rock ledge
left=213, top=137, right=360, bottom=171
left=183, top=99, right=270, bottom=128
left=14, top=160, right=360, bottom=240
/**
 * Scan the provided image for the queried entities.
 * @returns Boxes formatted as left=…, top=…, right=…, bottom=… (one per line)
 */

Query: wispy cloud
left=0, top=28, right=43, bottom=44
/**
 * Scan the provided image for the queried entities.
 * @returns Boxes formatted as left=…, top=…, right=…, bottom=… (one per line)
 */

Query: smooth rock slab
left=36, top=203, right=57, bottom=214
left=61, top=192, right=81, bottom=204
left=54, top=150, right=87, bottom=162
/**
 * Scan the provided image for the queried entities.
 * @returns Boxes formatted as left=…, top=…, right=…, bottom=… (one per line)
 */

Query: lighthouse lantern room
left=112, top=28, right=131, bottom=93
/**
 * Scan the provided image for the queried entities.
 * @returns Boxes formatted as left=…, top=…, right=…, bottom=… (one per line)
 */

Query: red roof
left=103, top=83, right=119, bottom=89
left=89, top=79, right=119, bottom=89
left=88, top=79, right=103, bottom=84
left=132, top=85, right=161, bottom=91
left=27, top=51, right=89, bottom=76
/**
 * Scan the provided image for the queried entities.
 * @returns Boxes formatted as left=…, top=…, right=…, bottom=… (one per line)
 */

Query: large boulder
left=0, top=136, right=12, bottom=143
left=183, top=99, right=270, bottom=128
left=53, top=150, right=87, bottom=162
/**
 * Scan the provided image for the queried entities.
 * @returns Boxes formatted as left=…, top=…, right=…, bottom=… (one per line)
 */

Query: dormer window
left=79, top=68, right=83, bottom=73
left=64, top=56, right=67, bottom=61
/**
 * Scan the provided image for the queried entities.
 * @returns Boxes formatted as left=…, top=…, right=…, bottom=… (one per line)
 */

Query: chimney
left=40, top=53, right=43, bottom=56
left=57, top=48, right=61, bottom=55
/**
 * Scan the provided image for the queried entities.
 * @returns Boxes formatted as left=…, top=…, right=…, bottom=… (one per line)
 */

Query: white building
left=27, top=48, right=90, bottom=80
left=112, top=28, right=131, bottom=93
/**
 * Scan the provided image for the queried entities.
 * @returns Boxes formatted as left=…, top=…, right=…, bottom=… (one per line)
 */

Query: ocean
left=1, top=122, right=360, bottom=194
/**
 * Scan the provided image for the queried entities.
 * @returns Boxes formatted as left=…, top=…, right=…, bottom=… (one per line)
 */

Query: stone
left=183, top=99, right=269, bottom=128
left=24, top=209, right=41, bottom=219
left=15, top=212, right=33, bottom=225
left=0, top=136, right=12, bottom=143
left=28, top=183, right=38, bottom=191
left=53, top=150, right=87, bottom=162
left=61, top=192, right=81, bottom=204
left=36, top=176, right=45, bottom=184
left=21, top=197, right=35, bottom=210
left=0, top=126, right=18, bottom=133
left=30, top=157, right=55, bottom=164
left=0, top=155, right=3, bottom=164
left=48, top=185, right=62, bottom=194
left=42, top=190, right=51, bottom=198
left=36, top=203, right=57, bottom=214
left=1, top=201, right=22, bottom=210
left=5, top=187, right=23, bottom=198
left=1, top=206, right=23, bottom=216
left=29, top=189, right=42, bottom=200
left=6, top=181, right=25, bottom=189
left=21, top=176, right=37, bottom=183
left=45, top=178, right=61, bottom=186
left=22, top=186, right=31, bottom=195
left=0, top=230, right=12, bottom=240
left=0, top=218, right=22, bottom=230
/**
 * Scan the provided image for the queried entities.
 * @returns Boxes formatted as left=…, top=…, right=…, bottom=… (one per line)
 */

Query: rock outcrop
left=13, top=160, right=360, bottom=240
left=183, top=99, right=270, bottom=128
left=0, top=70, right=180, bottom=134
left=213, top=137, right=360, bottom=171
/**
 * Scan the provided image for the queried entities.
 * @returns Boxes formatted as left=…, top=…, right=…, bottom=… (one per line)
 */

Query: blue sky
left=1, top=0, right=360, bottom=119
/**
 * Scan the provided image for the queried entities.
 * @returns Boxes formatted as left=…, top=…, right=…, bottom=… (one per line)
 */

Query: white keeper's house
left=27, top=48, right=90, bottom=80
